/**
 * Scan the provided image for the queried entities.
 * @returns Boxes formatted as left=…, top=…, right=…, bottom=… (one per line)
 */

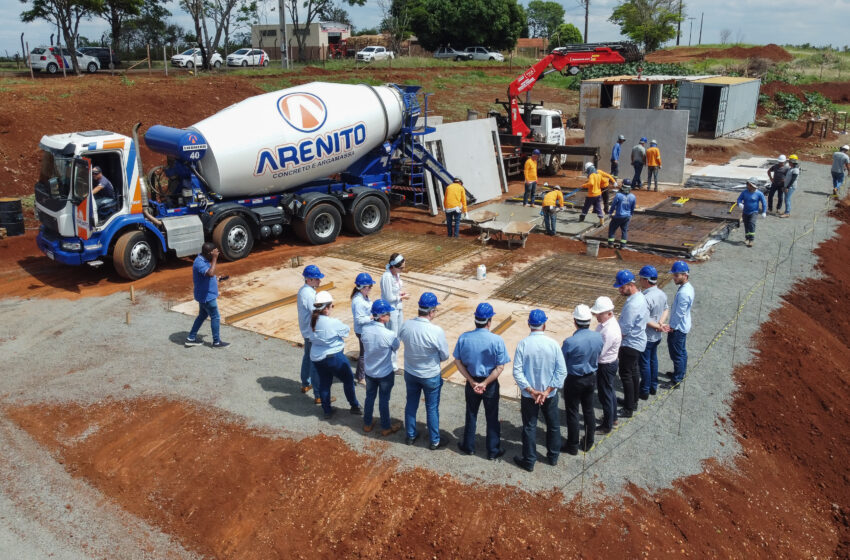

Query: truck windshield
left=37, top=150, right=74, bottom=200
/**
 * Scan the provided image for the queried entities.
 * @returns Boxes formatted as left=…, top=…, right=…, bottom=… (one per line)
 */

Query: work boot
left=578, top=214, right=586, bottom=222
left=597, top=217, right=604, bottom=226
left=607, top=238, right=615, bottom=248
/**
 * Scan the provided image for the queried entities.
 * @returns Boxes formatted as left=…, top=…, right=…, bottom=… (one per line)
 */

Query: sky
left=3, top=0, right=848, bottom=58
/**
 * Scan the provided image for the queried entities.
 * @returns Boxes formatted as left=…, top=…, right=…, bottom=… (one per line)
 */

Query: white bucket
left=476, top=264, right=487, bottom=280
left=586, top=240, right=600, bottom=257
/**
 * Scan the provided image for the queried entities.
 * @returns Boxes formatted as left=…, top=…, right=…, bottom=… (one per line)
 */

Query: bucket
left=586, top=240, right=600, bottom=257
left=476, top=264, right=487, bottom=280
left=0, top=198, right=24, bottom=237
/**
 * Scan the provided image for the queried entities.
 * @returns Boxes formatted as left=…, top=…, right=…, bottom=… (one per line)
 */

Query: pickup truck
left=356, top=46, right=395, bottom=62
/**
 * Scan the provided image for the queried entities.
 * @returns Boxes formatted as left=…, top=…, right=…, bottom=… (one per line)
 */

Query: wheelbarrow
left=478, top=221, right=536, bottom=248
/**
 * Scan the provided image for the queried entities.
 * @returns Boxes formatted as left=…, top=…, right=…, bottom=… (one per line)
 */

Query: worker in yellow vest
left=541, top=185, right=564, bottom=236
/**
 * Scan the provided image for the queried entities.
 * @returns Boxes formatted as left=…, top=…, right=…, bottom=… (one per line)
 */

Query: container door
left=715, top=86, right=729, bottom=138
left=72, top=159, right=94, bottom=240
left=678, top=81, right=702, bottom=134
left=579, top=83, right=600, bottom=127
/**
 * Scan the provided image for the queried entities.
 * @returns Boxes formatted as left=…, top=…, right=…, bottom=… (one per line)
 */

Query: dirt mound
left=750, top=121, right=842, bottom=163
left=647, top=44, right=792, bottom=63
left=761, top=81, right=850, bottom=104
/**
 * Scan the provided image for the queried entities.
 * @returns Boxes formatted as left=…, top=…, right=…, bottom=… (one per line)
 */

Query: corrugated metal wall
left=677, top=81, right=703, bottom=134
left=579, top=83, right=601, bottom=127
left=718, top=79, right=761, bottom=136
left=620, top=84, right=663, bottom=109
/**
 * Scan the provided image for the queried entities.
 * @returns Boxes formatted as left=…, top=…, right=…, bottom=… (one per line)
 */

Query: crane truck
left=33, top=82, right=455, bottom=280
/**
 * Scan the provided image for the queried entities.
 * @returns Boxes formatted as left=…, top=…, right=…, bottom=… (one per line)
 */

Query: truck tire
left=213, top=215, right=254, bottom=261
left=343, top=197, right=387, bottom=236
left=87, top=62, right=98, bottom=73
left=113, top=230, right=157, bottom=280
left=293, top=203, right=341, bottom=245
left=47, top=62, right=58, bottom=74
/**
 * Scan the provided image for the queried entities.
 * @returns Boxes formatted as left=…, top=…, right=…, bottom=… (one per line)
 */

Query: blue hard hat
left=371, top=298, right=395, bottom=316
left=474, top=302, right=495, bottom=320
left=640, top=137, right=647, bottom=143
left=638, top=265, right=658, bottom=279
left=622, top=178, right=632, bottom=186
left=613, top=269, right=635, bottom=288
left=528, top=309, right=548, bottom=327
left=418, top=292, right=440, bottom=309
left=355, top=272, right=375, bottom=286
left=303, top=264, right=324, bottom=279
left=670, top=260, right=690, bottom=274
left=532, top=149, right=541, bottom=155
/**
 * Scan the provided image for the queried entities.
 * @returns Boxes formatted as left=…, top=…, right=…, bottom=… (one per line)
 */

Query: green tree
left=550, top=22, right=582, bottom=47
left=97, top=0, right=145, bottom=53
left=526, top=0, right=564, bottom=39
left=122, top=1, right=179, bottom=51
left=609, top=0, right=681, bottom=53
left=20, top=0, right=101, bottom=74
left=407, top=0, right=525, bottom=52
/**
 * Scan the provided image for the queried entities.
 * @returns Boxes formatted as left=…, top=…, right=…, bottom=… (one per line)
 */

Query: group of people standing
left=611, top=135, right=663, bottom=191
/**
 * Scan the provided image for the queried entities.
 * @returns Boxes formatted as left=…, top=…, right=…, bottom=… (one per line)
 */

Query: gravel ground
left=0, top=161, right=838, bottom=556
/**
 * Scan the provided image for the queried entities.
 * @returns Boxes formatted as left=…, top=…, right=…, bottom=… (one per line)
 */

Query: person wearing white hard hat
left=381, top=253, right=410, bottom=370
left=560, top=304, right=604, bottom=454
left=781, top=156, right=800, bottom=218
left=831, top=145, right=849, bottom=198
left=766, top=155, right=788, bottom=215
left=736, top=178, right=767, bottom=246
left=591, top=296, right=621, bottom=434
left=579, top=162, right=616, bottom=226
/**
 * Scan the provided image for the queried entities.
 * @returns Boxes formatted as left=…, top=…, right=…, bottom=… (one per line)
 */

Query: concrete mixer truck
left=33, top=82, right=455, bottom=280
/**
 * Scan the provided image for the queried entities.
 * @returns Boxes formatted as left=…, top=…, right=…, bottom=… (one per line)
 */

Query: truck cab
left=522, top=107, right=567, bottom=174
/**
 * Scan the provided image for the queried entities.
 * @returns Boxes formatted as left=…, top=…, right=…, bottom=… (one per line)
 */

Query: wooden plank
left=226, top=282, right=334, bottom=324
left=440, top=316, right=515, bottom=378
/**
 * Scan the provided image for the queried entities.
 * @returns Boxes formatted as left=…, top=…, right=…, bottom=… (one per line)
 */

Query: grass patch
left=28, top=94, right=48, bottom=102
left=58, top=92, right=72, bottom=98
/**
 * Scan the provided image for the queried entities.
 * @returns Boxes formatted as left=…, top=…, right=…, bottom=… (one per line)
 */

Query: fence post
left=25, top=41, right=34, bottom=80
left=147, top=44, right=151, bottom=75
left=164, top=46, right=168, bottom=76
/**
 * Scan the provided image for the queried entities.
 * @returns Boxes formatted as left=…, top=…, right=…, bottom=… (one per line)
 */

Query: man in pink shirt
left=591, top=296, right=622, bottom=434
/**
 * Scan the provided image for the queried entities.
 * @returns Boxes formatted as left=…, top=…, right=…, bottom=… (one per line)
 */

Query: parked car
left=29, top=46, right=100, bottom=74
left=78, top=47, right=120, bottom=69
left=170, top=48, right=223, bottom=68
left=464, top=46, right=505, bottom=61
left=356, top=46, right=395, bottom=62
left=226, top=48, right=270, bottom=67
left=433, top=47, right=472, bottom=61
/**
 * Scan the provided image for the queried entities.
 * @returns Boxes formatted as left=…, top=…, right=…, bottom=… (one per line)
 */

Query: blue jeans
left=301, top=339, right=320, bottom=390
left=783, top=186, right=795, bottom=215
left=189, top=298, right=220, bottom=343
left=647, top=166, right=659, bottom=189
left=543, top=207, right=557, bottom=234
left=314, top=351, right=360, bottom=415
left=632, top=161, right=644, bottom=188
left=668, top=330, right=688, bottom=383
left=364, top=374, right=395, bottom=430
left=461, top=379, right=501, bottom=456
left=523, top=181, right=537, bottom=205
left=608, top=216, right=630, bottom=242
left=833, top=171, right=845, bottom=191
left=445, top=210, right=461, bottom=237
left=639, top=338, right=661, bottom=395
left=404, top=372, right=443, bottom=444
left=596, top=361, right=618, bottom=431
left=519, top=394, right=561, bottom=467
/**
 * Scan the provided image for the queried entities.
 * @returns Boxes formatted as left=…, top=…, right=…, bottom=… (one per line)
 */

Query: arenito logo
left=277, top=92, right=328, bottom=133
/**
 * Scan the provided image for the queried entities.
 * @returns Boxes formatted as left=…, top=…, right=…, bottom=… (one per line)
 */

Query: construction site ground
left=1, top=68, right=850, bottom=558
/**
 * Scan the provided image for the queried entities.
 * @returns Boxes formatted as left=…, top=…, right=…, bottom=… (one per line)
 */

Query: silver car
left=463, top=46, right=504, bottom=62
left=433, top=47, right=472, bottom=61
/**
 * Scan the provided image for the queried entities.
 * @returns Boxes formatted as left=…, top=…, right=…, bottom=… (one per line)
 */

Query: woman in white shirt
left=380, top=253, right=409, bottom=370
left=310, top=291, right=362, bottom=419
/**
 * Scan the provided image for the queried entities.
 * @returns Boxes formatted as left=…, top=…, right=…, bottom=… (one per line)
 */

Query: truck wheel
left=113, top=230, right=157, bottom=280
left=293, top=203, right=341, bottom=245
left=87, top=62, right=98, bottom=73
left=213, top=215, right=254, bottom=261
left=343, top=197, right=387, bottom=236
left=47, top=62, right=58, bottom=74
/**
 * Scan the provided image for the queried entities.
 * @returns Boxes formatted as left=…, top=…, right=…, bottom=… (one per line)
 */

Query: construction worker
left=561, top=304, right=603, bottom=454
left=579, top=162, right=616, bottom=226
left=350, top=272, right=375, bottom=384
left=645, top=140, right=662, bottom=191
left=296, top=265, right=323, bottom=400
left=613, top=269, right=648, bottom=418
left=630, top=137, right=647, bottom=189
left=637, top=266, right=669, bottom=399
left=610, top=134, right=626, bottom=177
left=607, top=179, right=636, bottom=247
left=91, top=166, right=117, bottom=220
left=444, top=177, right=467, bottom=237
left=310, top=291, right=362, bottom=419
left=361, top=299, right=402, bottom=436
left=512, top=309, right=566, bottom=472
left=185, top=242, right=229, bottom=349
left=782, top=156, right=801, bottom=217
left=453, top=303, right=511, bottom=460
left=381, top=253, right=409, bottom=370
left=400, top=292, right=450, bottom=450
left=736, top=178, right=767, bottom=247
left=541, top=184, right=564, bottom=236
left=766, top=155, right=788, bottom=215
left=523, top=149, right=541, bottom=207
left=832, top=145, right=850, bottom=198
left=661, top=261, right=694, bottom=389
left=591, top=296, right=621, bottom=435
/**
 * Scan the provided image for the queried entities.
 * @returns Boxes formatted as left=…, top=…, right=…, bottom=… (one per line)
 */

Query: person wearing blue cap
left=453, top=303, right=511, bottom=460
left=661, top=261, right=694, bottom=389
left=523, top=149, right=541, bottom=207
left=561, top=304, right=604, bottom=454
left=610, top=134, right=626, bottom=177
left=630, top=137, right=647, bottom=189
left=399, top=292, right=450, bottom=450
left=351, top=272, right=375, bottom=383
left=297, top=264, right=325, bottom=402
left=613, top=269, right=648, bottom=418
left=607, top=180, right=636, bottom=247
left=637, top=265, right=669, bottom=399
left=512, top=309, right=567, bottom=472
left=381, top=253, right=409, bottom=370
left=361, top=299, right=402, bottom=436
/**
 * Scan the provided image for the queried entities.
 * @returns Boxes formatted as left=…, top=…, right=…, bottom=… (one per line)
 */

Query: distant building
left=514, top=38, right=548, bottom=58
left=251, top=21, right=351, bottom=61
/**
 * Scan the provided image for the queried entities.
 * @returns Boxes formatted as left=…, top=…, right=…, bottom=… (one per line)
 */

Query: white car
left=29, top=46, right=100, bottom=74
left=170, top=48, right=223, bottom=69
left=226, top=48, right=270, bottom=67
left=464, top=46, right=505, bottom=62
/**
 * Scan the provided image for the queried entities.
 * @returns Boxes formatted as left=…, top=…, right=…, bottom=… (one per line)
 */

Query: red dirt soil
left=646, top=44, right=793, bottom=63
left=761, top=81, right=850, bottom=105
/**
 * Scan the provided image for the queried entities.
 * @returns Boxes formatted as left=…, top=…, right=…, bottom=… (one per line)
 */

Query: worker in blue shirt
left=399, top=292, right=450, bottom=450
left=297, top=264, right=324, bottom=402
left=638, top=265, right=669, bottom=399
left=512, top=309, right=567, bottom=472
left=661, top=261, right=694, bottom=388
left=614, top=269, right=648, bottom=418
left=561, top=304, right=604, bottom=455
left=185, top=242, right=229, bottom=348
left=309, top=290, right=362, bottom=419
left=610, top=134, right=626, bottom=177
left=361, top=299, right=402, bottom=437
left=607, top=180, right=636, bottom=247
left=453, top=303, right=511, bottom=460
left=350, top=272, right=375, bottom=384
left=91, top=165, right=117, bottom=220
left=737, top=178, right=767, bottom=247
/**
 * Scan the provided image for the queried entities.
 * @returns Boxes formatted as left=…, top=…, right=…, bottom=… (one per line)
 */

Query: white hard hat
left=746, top=177, right=760, bottom=187
left=314, top=291, right=333, bottom=306
left=584, top=161, right=594, bottom=171
left=777, top=154, right=787, bottom=162
left=573, top=304, right=592, bottom=323
left=842, top=145, right=850, bottom=151
left=590, top=296, right=614, bottom=314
